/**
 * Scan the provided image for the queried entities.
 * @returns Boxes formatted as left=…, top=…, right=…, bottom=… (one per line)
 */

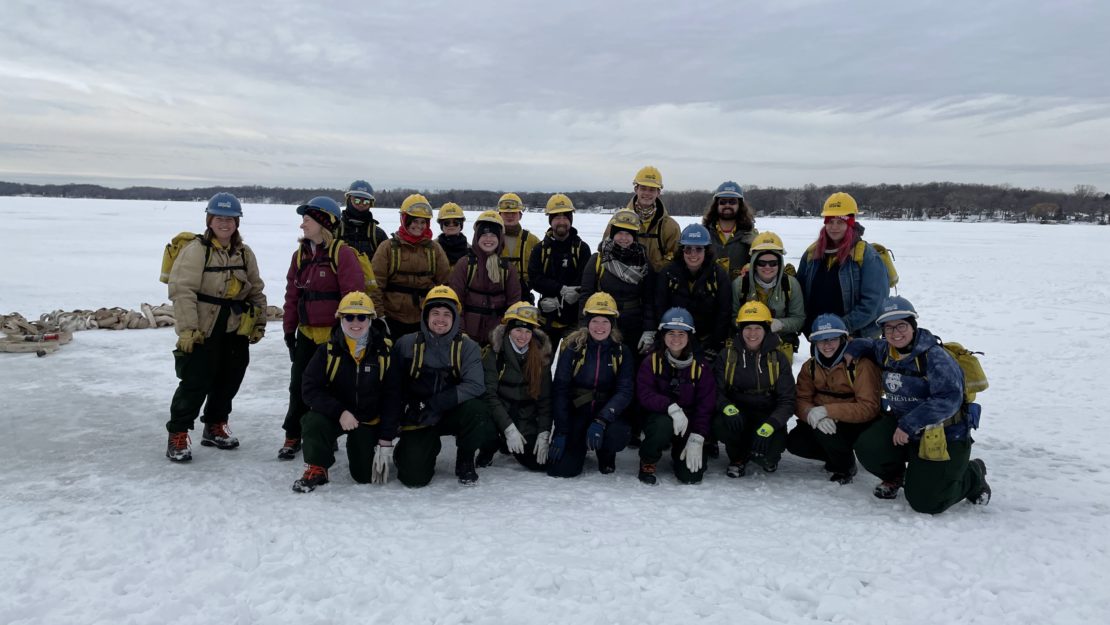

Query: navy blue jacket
left=551, top=328, right=635, bottom=435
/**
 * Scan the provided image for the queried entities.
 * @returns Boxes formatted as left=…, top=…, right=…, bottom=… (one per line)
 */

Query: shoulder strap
left=389, top=237, right=400, bottom=278
left=409, top=334, right=426, bottom=379
left=325, top=342, right=342, bottom=383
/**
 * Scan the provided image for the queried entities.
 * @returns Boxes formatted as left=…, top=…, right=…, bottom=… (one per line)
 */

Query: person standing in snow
left=475, top=302, right=553, bottom=471
left=603, top=165, right=680, bottom=271
left=165, top=193, right=266, bottom=462
left=447, top=211, right=522, bottom=346
left=653, top=223, right=732, bottom=362
left=713, top=301, right=796, bottom=478
left=388, top=286, right=496, bottom=486
left=278, top=196, right=366, bottom=461
left=635, top=308, right=716, bottom=485
left=337, top=180, right=389, bottom=260
left=702, top=180, right=758, bottom=281
left=435, top=202, right=469, bottom=267
left=845, top=296, right=991, bottom=512
left=528, top=193, right=591, bottom=352
left=731, top=231, right=806, bottom=363
left=497, top=193, right=539, bottom=303
left=292, top=293, right=398, bottom=492
left=796, top=192, right=889, bottom=338
left=786, top=314, right=880, bottom=484
left=547, top=292, right=635, bottom=477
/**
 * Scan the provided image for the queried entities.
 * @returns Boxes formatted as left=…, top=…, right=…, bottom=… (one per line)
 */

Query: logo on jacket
left=884, top=372, right=903, bottom=393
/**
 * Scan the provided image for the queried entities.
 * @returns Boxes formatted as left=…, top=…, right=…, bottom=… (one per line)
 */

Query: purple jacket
left=637, top=352, right=717, bottom=437
left=283, top=241, right=365, bottom=334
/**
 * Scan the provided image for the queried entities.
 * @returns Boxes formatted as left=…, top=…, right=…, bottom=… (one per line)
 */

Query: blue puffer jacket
left=846, top=328, right=967, bottom=440
left=796, top=232, right=889, bottom=338
left=552, top=327, right=635, bottom=435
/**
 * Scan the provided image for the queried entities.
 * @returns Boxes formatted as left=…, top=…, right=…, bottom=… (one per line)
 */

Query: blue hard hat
left=345, top=180, right=375, bottom=201
left=658, top=307, right=695, bottom=333
left=810, top=314, right=849, bottom=342
left=206, top=192, right=242, bottom=217
left=296, top=196, right=342, bottom=222
left=875, top=296, right=919, bottom=325
left=713, top=181, right=744, bottom=199
left=679, top=223, right=711, bottom=247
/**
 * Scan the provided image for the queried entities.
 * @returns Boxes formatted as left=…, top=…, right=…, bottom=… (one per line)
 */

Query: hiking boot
left=726, top=462, right=747, bottom=478
left=456, top=454, right=479, bottom=486
left=967, top=459, right=991, bottom=505
left=752, top=454, right=778, bottom=473
left=201, top=422, right=239, bottom=449
left=277, top=438, right=301, bottom=460
left=638, top=462, right=657, bottom=485
left=597, top=451, right=616, bottom=474
left=166, top=432, right=192, bottom=462
left=707, top=442, right=720, bottom=460
left=873, top=477, right=903, bottom=500
left=292, top=465, right=329, bottom=493
left=829, top=463, right=858, bottom=485
left=475, top=447, right=496, bottom=468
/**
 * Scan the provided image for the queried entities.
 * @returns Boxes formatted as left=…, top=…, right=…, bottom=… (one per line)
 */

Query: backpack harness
left=385, top=237, right=438, bottom=305
left=409, top=333, right=465, bottom=384
left=459, top=251, right=512, bottom=317
left=722, top=341, right=780, bottom=395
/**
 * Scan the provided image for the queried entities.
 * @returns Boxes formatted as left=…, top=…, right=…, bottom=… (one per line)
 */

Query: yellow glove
left=176, top=329, right=205, bottom=353
left=248, top=326, right=265, bottom=345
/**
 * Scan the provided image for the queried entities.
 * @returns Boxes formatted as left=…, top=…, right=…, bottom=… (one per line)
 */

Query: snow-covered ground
left=1, top=196, right=1108, bottom=625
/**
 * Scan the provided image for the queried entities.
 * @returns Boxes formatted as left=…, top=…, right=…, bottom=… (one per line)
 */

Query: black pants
left=394, top=399, right=496, bottom=487
left=547, top=415, right=631, bottom=478
left=167, top=307, right=250, bottom=433
left=301, top=411, right=380, bottom=483
left=786, top=420, right=871, bottom=474
left=282, top=331, right=321, bottom=439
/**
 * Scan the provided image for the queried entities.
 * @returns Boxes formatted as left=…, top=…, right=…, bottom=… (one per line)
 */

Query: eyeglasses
left=350, top=197, right=373, bottom=207
left=440, top=219, right=463, bottom=228
left=882, top=321, right=912, bottom=336
left=683, top=246, right=705, bottom=254
left=717, top=198, right=739, bottom=206
left=754, top=259, right=779, bottom=268
left=342, top=314, right=370, bottom=322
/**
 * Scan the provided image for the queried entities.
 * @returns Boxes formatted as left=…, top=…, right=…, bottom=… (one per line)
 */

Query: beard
left=552, top=222, right=570, bottom=238
left=719, top=206, right=736, bottom=220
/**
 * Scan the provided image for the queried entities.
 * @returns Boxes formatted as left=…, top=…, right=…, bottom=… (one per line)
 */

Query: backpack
left=721, top=340, right=780, bottom=391
left=160, top=232, right=247, bottom=284
left=409, top=333, right=465, bottom=383
left=900, top=338, right=988, bottom=404
left=324, top=337, right=392, bottom=383
left=296, top=239, right=377, bottom=295
left=804, top=240, right=898, bottom=289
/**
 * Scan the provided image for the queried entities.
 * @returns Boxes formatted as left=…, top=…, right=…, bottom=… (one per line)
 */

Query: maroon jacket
left=447, top=245, right=521, bottom=345
left=283, top=240, right=365, bottom=334
left=636, top=351, right=717, bottom=438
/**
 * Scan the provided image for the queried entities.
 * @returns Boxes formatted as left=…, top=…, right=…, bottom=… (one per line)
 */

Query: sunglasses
left=342, top=314, right=370, bottom=322
left=440, top=219, right=463, bottom=228
left=754, top=259, right=779, bottom=267
left=718, top=198, right=739, bottom=206
left=350, top=197, right=373, bottom=207
left=498, top=201, right=521, bottom=210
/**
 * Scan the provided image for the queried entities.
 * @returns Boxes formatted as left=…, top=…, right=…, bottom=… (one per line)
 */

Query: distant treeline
left=3, top=180, right=1108, bottom=220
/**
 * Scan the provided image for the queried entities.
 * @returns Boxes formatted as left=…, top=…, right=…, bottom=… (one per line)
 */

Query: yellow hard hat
left=736, top=301, right=772, bottom=325
left=503, top=301, right=543, bottom=327
left=749, top=231, right=785, bottom=254
left=336, top=292, right=376, bottom=318
left=475, top=210, right=505, bottom=229
left=821, top=192, right=858, bottom=217
left=545, top=193, right=575, bottom=215
left=607, top=209, right=642, bottom=236
left=438, top=202, right=465, bottom=222
left=401, top=194, right=434, bottom=219
left=633, top=165, right=663, bottom=189
left=582, top=292, right=620, bottom=318
left=497, top=192, right=524, bottom=212
left=423, top=285, right=462, bottom=310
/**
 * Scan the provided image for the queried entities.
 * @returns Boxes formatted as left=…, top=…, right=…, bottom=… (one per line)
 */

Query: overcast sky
left=2, top=0, right=1107, bottom=193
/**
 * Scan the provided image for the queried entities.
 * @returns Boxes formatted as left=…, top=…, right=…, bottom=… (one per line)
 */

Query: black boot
left=829, top=463, right=858, bottom=485
left=597, top=451, right=616, bottom=474
left=456, top=454, right=479, bottom=485
left=475, top=447, right=496, bottom=468
left=967, top=459, right=991, bottom=505
left=873, top=476, right=904, bottom=499
left=638, top=462, right=657, bottom=485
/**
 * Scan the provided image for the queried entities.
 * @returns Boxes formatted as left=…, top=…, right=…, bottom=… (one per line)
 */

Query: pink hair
left=814, top=216, right=856, bottom=265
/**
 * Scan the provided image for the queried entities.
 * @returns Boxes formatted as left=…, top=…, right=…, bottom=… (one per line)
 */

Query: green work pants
left=301, top=410, right=380, bottom=483
left=394, top=399, right=496, bottom=487
left=640, top=412, right=706, bottom=484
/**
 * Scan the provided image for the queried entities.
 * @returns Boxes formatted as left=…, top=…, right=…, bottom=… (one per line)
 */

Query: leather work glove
left=806, top=406, right=836, bottom=435
left=751, top=422, right=775, bottom=456
left=248, top=325, right=265, bottom=345
left=175, top=329, right=205, bottom=354
left=504, top=423, right=527, bottom=455
left=284, top=332, right=297, bottom=362
left=667, top=403, right=689, bottom=437
left=637, top=331, right=655, bottom=354
left=534, top=431, right=551, bottom=464
left=549, top=434, right=567, bottom=461
left=559, top=285, right=581, bottom=305
left=722, top=404, right=743, bottom=432
left=539, top=297, right=560, bottom=313
left=681, top=433, right=705, bottom=473
left=586, top=419, right=607, bottom=451
left=769, top=319, right=785, bottom=333
left=372, top=442, right=394, bottom=484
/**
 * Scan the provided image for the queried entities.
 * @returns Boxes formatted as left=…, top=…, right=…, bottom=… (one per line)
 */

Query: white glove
left=372, top=443, right=394, bottom=484
left=638, top=331, right=655, bottom=352
left=770, top=318, right=785, bottom=333
left=667, top=403, right=689, bottom=437
left=504, top=423, right=527, bottom=455
left=680, top=433, right=705, bottom=473
left=560, top=285, right=581, bottom=305
left=539, top=297, right=559, bottom=313
left=806, top=406, right=837, bottom=435
left=339, top=410, right=359, bottom=431
left=534, top=431, right=551, bottom=465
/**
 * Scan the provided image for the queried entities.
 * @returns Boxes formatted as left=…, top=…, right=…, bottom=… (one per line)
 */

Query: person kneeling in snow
left=292, top=293, right=397, bottom=492
left=388, top=286, right=496, bottom=487
left=845, top=296, right=991, bottom=512
left=786, top=314, right=880, bottom=484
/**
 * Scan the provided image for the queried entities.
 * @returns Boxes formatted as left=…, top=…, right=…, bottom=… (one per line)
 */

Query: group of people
left=164, top=167, right=992, bottom=514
